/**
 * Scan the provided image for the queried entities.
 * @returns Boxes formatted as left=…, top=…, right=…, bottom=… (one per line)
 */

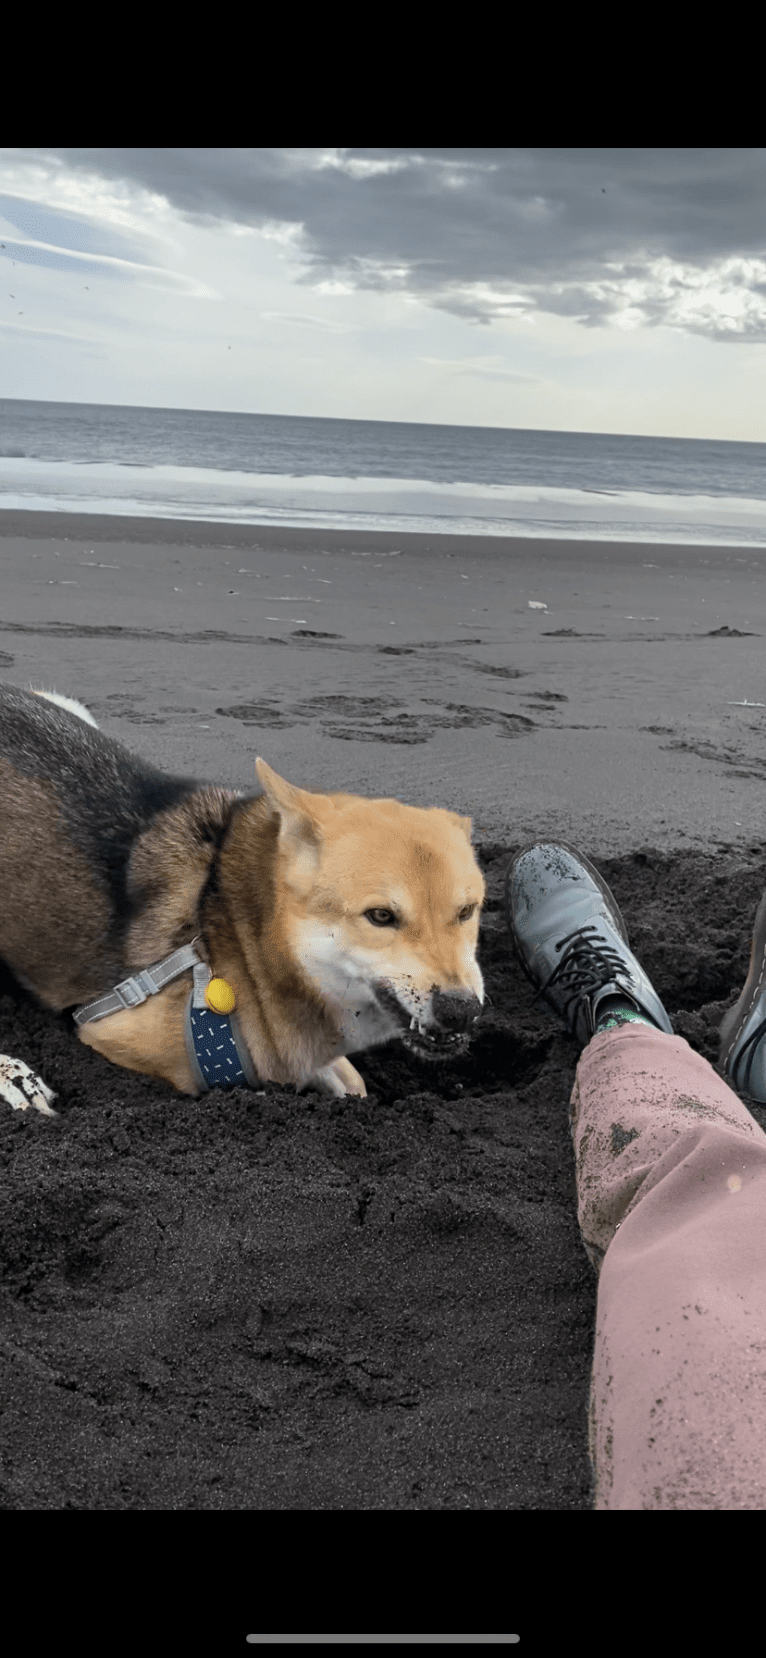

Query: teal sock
left=595, top=997, right=655, bottom=1034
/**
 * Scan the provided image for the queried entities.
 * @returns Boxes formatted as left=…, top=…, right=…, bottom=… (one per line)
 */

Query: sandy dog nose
left=431, top=990, right=483, bottom=1033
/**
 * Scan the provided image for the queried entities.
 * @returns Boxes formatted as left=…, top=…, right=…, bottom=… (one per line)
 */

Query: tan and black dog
left=0, top=683, right=485, bottom=1115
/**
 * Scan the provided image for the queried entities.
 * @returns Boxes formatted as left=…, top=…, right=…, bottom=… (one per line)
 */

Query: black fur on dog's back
left=0, top=683, right=267, bottom=1007
left=0, top=683, right=202, bottom=919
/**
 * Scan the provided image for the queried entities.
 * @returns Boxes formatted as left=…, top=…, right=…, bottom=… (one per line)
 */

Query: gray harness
left=73, top=941, right=258, bottom=1091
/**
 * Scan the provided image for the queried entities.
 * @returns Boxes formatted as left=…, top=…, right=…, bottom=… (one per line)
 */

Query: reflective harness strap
left=73, top=942, right=203, bottom=1025
left=74, top=945, right=258, bottom=1092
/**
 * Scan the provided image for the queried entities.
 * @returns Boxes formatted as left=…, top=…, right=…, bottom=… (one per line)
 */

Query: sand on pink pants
left=570, top=1022, right=766, bottom=1510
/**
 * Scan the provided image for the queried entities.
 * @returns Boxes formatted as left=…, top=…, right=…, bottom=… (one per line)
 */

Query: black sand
left=2, top=510, right=766, bottom=1512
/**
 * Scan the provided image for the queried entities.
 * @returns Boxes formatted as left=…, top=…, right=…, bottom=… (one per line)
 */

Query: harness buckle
left=113, top=969, right=161, bottom=1009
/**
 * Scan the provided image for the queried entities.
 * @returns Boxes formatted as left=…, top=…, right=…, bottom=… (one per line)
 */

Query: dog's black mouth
left=400, top=1027, right=470, bottom=1062
left=374, top=984, right=473, bottom=1062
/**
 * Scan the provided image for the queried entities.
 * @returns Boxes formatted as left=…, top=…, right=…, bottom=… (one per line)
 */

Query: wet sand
left=1, top=508, right=766, bottom=1513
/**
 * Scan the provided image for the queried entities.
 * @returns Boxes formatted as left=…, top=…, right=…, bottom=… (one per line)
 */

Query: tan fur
left=193, top=762, right=486, bottom=1094
left=77, top=977, right=198, bottom=1093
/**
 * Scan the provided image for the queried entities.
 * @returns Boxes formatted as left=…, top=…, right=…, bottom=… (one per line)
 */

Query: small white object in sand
left=528, top=601, right=547, bottom=610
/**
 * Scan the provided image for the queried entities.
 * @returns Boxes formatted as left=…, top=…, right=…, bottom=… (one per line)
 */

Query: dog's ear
left=255, top=757, right=302, bottom=813
left=447, top=811, right=475, bottom=844
left=255, top=758, right=325, bottom=881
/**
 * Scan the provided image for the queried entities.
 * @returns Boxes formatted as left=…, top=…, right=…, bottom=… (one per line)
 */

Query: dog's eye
left=459, top=904, right=476, bottom=922
left=365, top=908, right=397, bottom=927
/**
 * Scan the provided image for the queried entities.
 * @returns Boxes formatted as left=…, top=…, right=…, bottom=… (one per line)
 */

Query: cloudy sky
left=1, top=148, right=765, bottom=441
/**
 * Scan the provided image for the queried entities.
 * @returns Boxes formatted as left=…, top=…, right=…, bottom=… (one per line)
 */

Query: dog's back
left=0, top=683, right=203, bottom=1008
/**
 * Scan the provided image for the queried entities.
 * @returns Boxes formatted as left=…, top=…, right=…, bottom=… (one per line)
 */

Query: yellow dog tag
left=205, top=976, right=237, bottom=1014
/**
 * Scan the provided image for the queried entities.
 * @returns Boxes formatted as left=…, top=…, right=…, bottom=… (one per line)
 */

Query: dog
left=0, top=683, right=485, bottom=1115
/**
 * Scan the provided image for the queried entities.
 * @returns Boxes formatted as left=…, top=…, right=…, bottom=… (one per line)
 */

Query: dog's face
left=256, top=760, right=485, bottom=1061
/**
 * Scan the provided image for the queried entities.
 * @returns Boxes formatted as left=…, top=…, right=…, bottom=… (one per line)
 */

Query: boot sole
left=719, top=890, right=766, bottom=1081
left=504, top=840, right=631, bottom=1001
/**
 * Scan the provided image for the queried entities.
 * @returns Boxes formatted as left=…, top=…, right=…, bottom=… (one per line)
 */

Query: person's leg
left=506, top=842, right=766, bottom=1510
left=572, top=1022, right=766, bottom=1509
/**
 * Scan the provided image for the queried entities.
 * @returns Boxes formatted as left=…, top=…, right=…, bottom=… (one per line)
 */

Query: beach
left=3, top=510, right=766, bottom=856
left=2, top=508, right=766, bottom=1511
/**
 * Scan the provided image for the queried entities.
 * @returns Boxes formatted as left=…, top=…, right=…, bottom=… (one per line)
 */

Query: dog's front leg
left=0, top=1056, right=58, bottom=1116
left=310, top=1056, right=368, bottom=1098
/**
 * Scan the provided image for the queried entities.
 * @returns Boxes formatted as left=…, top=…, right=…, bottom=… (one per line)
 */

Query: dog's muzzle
left=397, top=990, right=483, bottom=1062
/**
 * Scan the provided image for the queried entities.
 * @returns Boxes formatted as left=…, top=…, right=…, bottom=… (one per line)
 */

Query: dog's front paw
left=0, top=1056, right=58, bottom=1116
left=310, top=1056, right=368, bottom=1098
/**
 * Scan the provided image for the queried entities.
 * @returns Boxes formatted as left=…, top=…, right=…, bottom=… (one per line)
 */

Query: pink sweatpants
left=571, top=1023, right=766, bottom=1509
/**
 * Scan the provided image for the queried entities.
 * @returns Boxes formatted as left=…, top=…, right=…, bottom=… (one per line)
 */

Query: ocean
left=1, top=398, right=765, bottom=547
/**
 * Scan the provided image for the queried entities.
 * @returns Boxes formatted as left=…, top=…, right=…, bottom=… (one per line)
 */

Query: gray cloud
left=419, top=357, right=537, bottom=382
left=0, top=190, right=210, bottom=295
left=18, top=149, right=766, bottom=337
left=259, top=310, right=353, bottom=333
left=0, top=192, right=144, bottom=262
left=0, top=236, right=137, bottom=281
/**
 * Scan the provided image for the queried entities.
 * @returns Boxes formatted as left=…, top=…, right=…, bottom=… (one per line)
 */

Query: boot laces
left=533, top=924, right=634, bottom=1026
